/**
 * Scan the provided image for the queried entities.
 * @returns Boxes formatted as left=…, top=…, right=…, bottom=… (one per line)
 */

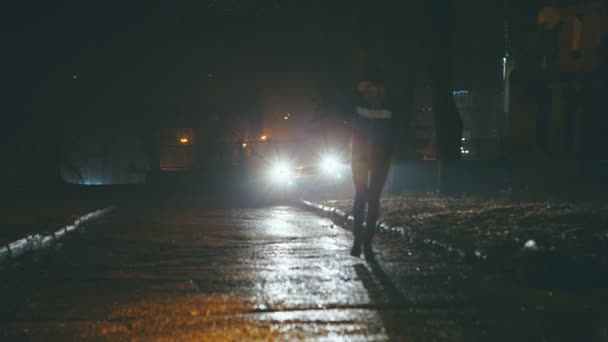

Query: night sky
left=2, top=0, right=514, bottom=141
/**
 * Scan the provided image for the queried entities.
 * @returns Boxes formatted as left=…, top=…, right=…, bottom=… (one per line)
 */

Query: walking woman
left=349, top=71, right=395, bottom=259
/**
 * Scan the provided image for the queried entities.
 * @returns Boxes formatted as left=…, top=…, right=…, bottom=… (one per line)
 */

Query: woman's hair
left=358, top=69, right=385, bottom=84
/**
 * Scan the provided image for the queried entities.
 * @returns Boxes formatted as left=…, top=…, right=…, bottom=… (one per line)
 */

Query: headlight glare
left=320, top=154, right=345, bottom=176
left=269, top=161, right=293, bottom=183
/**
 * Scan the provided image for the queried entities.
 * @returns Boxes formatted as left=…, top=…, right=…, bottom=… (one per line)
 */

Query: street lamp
left=537, top=7, right=560, bottom=30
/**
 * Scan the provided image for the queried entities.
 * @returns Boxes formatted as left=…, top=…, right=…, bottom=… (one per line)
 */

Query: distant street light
left=260, top=135, right=268, bottom=141
left=537, top=7, right=560, bottom=30
left=179, top=137, right=189, bottom=144
left=242, top=142, right=248, bottom=148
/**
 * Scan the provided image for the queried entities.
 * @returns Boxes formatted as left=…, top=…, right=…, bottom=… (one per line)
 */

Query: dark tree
left=428, top=1, right=463, bottom=162
left=427, top=1, right=464, bottom=194
left=353, top=0, right=463, bottom=192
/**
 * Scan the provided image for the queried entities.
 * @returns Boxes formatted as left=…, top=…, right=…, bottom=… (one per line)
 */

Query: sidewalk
left=316, top=193, right=608, bottom=288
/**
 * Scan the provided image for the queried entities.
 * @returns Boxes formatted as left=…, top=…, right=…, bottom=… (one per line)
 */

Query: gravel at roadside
left=317, top=193, right=608, bottom=288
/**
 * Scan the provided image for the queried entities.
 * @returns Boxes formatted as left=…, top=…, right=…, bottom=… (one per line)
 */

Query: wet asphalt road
left=1, top=199, right=607, bottom=341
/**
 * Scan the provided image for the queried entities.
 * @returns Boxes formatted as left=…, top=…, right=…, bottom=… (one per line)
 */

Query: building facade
left=509, top=0, right=608, bottom=160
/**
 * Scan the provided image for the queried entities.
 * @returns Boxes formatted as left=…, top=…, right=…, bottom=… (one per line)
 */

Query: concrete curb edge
left=0, top=207, right=114, bottom=263
left=300, top=200, right=485, bottom=261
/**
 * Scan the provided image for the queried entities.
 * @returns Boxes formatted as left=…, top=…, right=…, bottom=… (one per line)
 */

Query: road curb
left=0, top=207, right=114, bottom=263
left=300, top=200, right=478, bottom=261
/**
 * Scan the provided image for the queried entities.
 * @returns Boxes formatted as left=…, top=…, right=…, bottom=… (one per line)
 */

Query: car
left=261, top=143, right=352, bottom=200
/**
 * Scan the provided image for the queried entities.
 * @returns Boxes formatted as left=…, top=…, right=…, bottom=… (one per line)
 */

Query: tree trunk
left=428, top=0, right=463, bottom=193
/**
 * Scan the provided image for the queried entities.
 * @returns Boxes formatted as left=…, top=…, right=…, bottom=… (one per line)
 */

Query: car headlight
left=269, top=161, right=293, bottom=183
left=320, top=154, right=345, bottom=176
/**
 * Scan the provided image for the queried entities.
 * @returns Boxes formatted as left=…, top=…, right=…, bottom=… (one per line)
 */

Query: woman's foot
left=350, top=240, right=362, bottom=257
left=363, top=240, right=374, bottom=260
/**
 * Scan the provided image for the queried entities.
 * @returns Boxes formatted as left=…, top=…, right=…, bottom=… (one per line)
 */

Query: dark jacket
left=345, top=90, right=398, bottom=160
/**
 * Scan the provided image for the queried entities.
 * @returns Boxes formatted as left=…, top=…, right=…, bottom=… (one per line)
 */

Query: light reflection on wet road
left=1, top=203, right=607, bottom=341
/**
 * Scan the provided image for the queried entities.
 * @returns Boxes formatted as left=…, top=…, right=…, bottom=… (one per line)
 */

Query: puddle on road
left=16, top=294, right=281, bottom=341
left=11, top=293, right=390, bottom=341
